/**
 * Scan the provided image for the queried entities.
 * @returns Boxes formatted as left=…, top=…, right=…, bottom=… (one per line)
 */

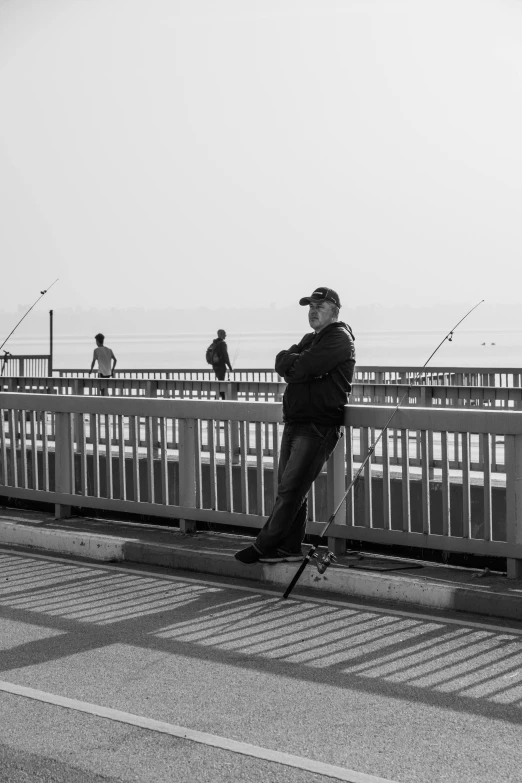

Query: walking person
left=235, top=287, right=355, bottom=564
left=206, top=329, right=233, bottom=400
left=206, top=329, right=233, bottom=380
left=89, top=333, right=117, bottom=378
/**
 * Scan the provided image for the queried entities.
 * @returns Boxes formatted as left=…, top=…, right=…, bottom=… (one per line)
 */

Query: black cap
left=299, top=287, right=341, bottom=309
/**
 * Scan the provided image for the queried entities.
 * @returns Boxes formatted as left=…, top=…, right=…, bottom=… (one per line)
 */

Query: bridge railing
left=1, top=393, right=521, bottom=576
left=1, top=355, right=51, bottom=377
left=6, top=376, right=522, bottom=410
left=4, top=376, right=284, bottom=403
left=54, top=366, right=522, bottom=387
left=56, top=368, right=281, bottom=382
left=0, top=380, right=512, bottom=474
left=352, top=384, right=522, bottom=410
left=353, top=367, right=522, bottom=387
left=340, top=406, right=522, bottom=575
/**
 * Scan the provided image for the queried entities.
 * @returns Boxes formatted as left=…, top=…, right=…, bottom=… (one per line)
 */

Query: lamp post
left=49, top=309, right=53, bottom=376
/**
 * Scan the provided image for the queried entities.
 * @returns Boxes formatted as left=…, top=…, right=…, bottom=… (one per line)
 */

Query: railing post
left=146, top=381, right=160, bottom=457
left=54, top=411, right=73, bottom=519
left=428, top=429, right=435, bottom=480
left=179, top=417, right=197, bottom=533
left=227, top=384, right=240, bottom=464
left=326, top=434, right=346, bottom=555
left=505, top=433, right=522, bottom=578
left=71, top=379, right=83, bottom=454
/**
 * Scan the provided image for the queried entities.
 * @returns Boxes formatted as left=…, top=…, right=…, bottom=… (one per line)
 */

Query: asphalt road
left=0, top=546, right=521, bottom=783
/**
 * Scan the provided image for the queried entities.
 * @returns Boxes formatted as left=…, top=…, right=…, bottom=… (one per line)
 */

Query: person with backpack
left=206, top=329, right=233, bottom=380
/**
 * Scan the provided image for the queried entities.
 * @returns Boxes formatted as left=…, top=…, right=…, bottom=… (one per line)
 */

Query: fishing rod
left=231, top=335, right=242, bottom=367
left=0, top=279, right=59, bottom=356
left=226, top=335, right=242, bottom=381
left=232, top=340, right=241, bottom=365
left=282, top=298, right=485, bottom=600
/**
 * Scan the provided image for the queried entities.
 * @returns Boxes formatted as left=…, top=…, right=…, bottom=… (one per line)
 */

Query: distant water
left=6, top=330, right=522, bottom=370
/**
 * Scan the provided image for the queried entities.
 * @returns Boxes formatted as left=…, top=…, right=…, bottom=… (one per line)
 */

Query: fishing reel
left=313, top=549, right=337, bottom=574
left=0, top=351, right=10, bottom=376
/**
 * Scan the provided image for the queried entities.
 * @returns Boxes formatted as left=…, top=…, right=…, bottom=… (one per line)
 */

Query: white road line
left=0, top=679, right=396, bottom=783
left=1, top=545, right=521, bottom=636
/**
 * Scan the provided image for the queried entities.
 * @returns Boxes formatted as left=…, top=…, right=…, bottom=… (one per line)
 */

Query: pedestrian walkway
left=0, top=506, right=521, bottom=623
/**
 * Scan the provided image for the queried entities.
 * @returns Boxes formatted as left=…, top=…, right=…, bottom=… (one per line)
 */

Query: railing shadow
left=1, top=551, right=521, bottom=727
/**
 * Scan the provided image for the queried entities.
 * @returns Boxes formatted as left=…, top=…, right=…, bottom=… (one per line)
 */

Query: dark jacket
left=211, top=338, right=232, bottom=370
left=275, top=321, right=356, bottom=425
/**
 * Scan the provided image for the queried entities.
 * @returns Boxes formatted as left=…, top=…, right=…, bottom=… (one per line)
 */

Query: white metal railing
left=5, top=376, right=522, bottom=413
left=2, top=380, right=521, bottom=481
left=0, top=384, right=511, bottom=472
left=0, top=393, right=284, bottom=529
left=353, top=367, right=522, bottom=387
left=1, top=355, right=51, bottom=377
left=56, top=368, right=280, bottom=382
left=2, top=376, right=284, bottom=403
left=351, top=384, right=522, bottom=410
left=54, top=365, right=522, bottom=387
left=1, top=393, right=522, bottom=576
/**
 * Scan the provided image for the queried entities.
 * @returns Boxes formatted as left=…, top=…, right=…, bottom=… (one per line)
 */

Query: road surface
left=0, top=546, right=521, bottom=782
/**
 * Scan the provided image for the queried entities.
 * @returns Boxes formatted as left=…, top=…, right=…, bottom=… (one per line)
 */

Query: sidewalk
left=0, top=506, right=521, bottom=622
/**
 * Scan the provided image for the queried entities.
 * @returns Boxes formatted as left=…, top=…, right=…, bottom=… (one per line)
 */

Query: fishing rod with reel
left=282, top=299, right=485, bottom=600
left=0, top=279, right=59, bottom=377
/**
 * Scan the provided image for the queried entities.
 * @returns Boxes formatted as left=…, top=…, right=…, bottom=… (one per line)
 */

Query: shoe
left=234, top=545, right=261, bottom=564
left=259, top=550, right=303, bottom=563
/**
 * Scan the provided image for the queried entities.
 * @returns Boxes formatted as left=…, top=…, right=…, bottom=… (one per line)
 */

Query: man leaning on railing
left=235, top=286, right=356, bottom=565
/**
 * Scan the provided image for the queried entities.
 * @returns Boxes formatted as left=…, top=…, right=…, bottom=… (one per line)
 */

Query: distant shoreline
left=7, top=328, right=522, bottom=345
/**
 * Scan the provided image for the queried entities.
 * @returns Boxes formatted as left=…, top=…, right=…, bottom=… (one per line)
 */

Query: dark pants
left=254, top=422, right=341, bottom=555
left=98, top=373, right=111, bottom=396
left=214, top=365, right=226, bottom=398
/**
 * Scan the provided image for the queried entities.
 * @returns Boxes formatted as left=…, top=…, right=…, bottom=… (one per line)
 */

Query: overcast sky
left=1, top=0, right=522, bottom=314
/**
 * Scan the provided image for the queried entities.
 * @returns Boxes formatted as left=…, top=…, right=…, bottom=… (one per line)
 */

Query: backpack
left=205, top=342, right=220, bottom=365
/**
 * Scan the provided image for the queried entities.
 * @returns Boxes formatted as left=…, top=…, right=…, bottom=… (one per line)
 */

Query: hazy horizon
left=3, top=299, right=518, bottom=369
left=1, top=299, right=519, bottom=340
left=4, top=326, right=520, bottom=371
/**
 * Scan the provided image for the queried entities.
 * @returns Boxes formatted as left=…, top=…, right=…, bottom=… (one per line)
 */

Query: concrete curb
left=123, top=540, right=522, bottom=621
left=1, top=519, right=521, bottom=622
left=0, top=520, right=125, bottom=562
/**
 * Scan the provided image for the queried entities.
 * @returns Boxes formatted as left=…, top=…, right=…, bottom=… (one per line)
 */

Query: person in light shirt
left=89, top=333, right=117, bottom=378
